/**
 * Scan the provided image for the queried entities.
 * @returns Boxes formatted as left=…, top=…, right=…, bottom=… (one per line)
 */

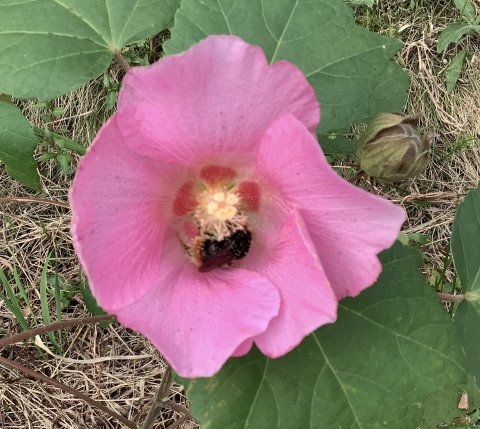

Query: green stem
left=114, top=51, right=131, bottom=73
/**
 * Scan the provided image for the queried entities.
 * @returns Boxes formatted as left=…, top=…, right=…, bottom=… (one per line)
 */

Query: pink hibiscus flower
left=70, top=35, right=406, bottom=378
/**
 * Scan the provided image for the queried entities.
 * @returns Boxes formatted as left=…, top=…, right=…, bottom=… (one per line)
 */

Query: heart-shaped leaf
left=0, top=101, right=41, bottom=191
left=165, top=0, right=409, bottom=135
left=180, top=243, right=472, bottom=429
left=452, top=185, right=480, bottom=384
left=0, top=0, right=180, bottom=99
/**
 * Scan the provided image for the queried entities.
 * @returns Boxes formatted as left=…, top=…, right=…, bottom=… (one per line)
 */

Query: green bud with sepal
left=357, top=113, right=432, bottom=183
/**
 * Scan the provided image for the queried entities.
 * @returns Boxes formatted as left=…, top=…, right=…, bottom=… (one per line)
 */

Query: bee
left=192, top=229, right=252, bottom=272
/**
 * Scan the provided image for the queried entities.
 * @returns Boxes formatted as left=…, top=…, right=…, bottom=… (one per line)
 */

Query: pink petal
left=114, top=232, right=281, bottom=378
left=232, top=340, right=254, bottom=357
left=70, top=117, right=181, bottom=311
left=116, top=35, right=319, bottom=164
left=253, top=210, right=337, bottom=357
left=257, top=115, right=406, bottom=299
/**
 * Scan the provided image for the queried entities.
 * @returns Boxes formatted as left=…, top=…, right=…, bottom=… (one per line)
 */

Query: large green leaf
left=165, top=0, right=409, bottom=135
left=452, top=185, right=480, bottom=384
left=0, top=101, right=41, bottom=191
left=0, top=0, right=180, bottom=99
left=180, top=243, right=471, bottom=429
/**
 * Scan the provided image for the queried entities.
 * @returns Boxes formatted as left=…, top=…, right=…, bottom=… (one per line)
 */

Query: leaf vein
left=312, top=333, right=363, bottom=429
left=50, top=0, right=108, bottom=44
left=270, top=0, right=300, bottom=63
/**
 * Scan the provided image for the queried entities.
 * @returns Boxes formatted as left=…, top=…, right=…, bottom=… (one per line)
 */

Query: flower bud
left=357, top=113, right=432, bottom=183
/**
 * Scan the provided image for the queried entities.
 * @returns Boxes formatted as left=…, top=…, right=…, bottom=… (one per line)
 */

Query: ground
left=0, top=1, right=479, bottom=428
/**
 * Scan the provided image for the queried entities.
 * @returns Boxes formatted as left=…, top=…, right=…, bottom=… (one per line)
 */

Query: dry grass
left=353, top=0, right=480, bottom=281
left=1, top=1, right=480, bottom=428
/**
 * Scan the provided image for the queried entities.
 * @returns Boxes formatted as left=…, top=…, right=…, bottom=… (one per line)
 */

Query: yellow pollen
left=195, top=188, right=247, bottom=240
left=207, top=201, right=219, bottom=214
left=226, top=193, right=239, bottom=205
left=213, top=192, right=226, bottom=202
left=216, top=206, right=238, bottom=221
left=202, top=191, right=240, bottom=222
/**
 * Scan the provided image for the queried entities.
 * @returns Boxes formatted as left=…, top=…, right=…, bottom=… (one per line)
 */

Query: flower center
left=173, top=166, right=261, bottom=272
left=195, top=189, right=247, bottom=241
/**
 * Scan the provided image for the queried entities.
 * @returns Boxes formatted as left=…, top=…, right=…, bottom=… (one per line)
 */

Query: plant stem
left=0, top=315, right=112, bottom=349
left=165, top=416, right=187, bottom=429
left=114, top=51, right=131, bottom=73
left=142, top=366, right=173, bottom=429
left=164, top=400, right=197, bottom=422
left=0, top=355, right=137, bottom=429
left=0, top=197, right=70, bottom=209
left=437, top=292, right=465, bottom=303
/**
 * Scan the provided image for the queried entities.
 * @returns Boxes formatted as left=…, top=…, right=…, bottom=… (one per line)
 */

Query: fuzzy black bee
left=194, top=229, right=252, bottom=272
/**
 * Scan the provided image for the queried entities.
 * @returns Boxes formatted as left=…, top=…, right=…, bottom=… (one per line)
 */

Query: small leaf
left=181, top=243, right=472, bottom=429
left=454, top=0, right=477, bottom=22
left=452, top=184, right=480, bottom=384
left=0, top=269, right=30, bottom=331
left=437, top=22, right=480, bottom=53
left=0, top=0, right=181, bottom=99
left=446, top=50, right=467, bottom=93
left=52, top=107, right=64, bottom=117
left=165, top=0, right=409, bottom=135
left=79, top=275, right=110, bottom=327
left=56, top=152, right=72, bottom=176
left=0, top=101, right=41, bottom=191
left=40, top=256, right=62, bottom=353
left=106, top=91, right=118, bottom=111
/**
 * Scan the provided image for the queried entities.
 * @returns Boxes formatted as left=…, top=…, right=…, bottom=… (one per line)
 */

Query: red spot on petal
left=200, top=165, right=236, bottom=186
left=238, top=181, right=261, bottom=212
left=173, top=181, right=197, bottom=216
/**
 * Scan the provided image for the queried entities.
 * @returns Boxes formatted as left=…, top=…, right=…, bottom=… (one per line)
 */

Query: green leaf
left=437, top=22, right=480, bottom=53
left=180, top=243, right=471, bottom=429
left=0, top=269, right=30, bottom=331
left=0, top=0, right=181, bottom=99
left=79, top=274, right=110, bottom=328
left=446, top=50, right=467, bottom=93
left=319, top=134, right=357, bottom=155
left=348, top=0, right=376, bottom=6
left=454, top=0, right=477, bottom=23
left=452, top=186, right=480, bottom=295
left=452, top=185, right=480, bottom=384
left=40, top=255, right=62, bottom=353
left=165, top=0, right=409, bottom=135
left=0, top=101, right=41, bottom=191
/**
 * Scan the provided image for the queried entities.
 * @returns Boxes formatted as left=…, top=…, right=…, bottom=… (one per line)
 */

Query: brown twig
left=0, top=315, right=113, bottom=349
left=393, top=191, right=465, bottom=204
left=114, top=51, right=131, bottom=73
left=0, top=197, right=70, bottom=209
left=142, top=366, right=173, bottom=429
left=438, top=292, right=465, bottom=303
left=0, top=355, right=137, bottom=429
left=165, top=416, right=188, bottom=429
left=164, top=400, right=196, bottom=422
